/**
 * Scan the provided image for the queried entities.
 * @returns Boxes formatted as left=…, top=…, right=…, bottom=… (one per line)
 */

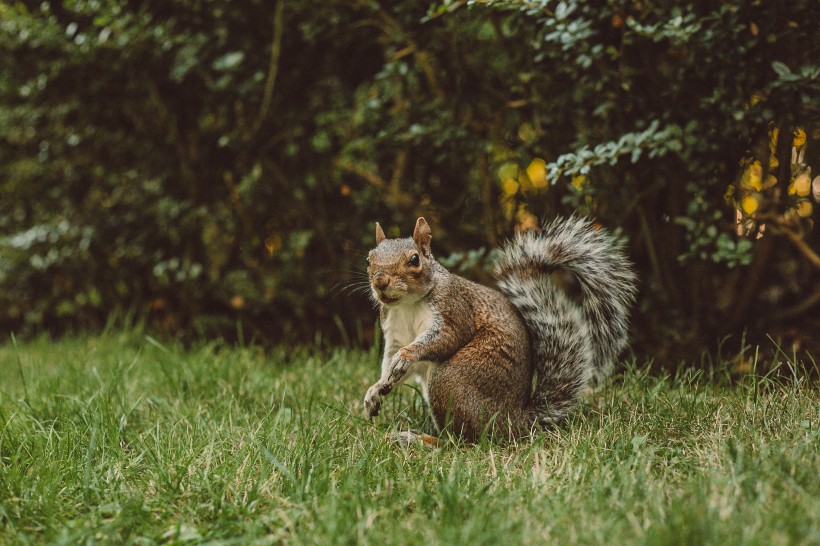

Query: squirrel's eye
left=409, top=253, right=420, bottom=267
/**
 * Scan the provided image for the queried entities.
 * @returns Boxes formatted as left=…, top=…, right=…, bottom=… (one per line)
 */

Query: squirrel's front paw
left=364, top=382, right=385, bottom=418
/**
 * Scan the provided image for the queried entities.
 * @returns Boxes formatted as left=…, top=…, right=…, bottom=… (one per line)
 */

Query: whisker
left=319, top=262, right=374, bottom=301
left=328, top=278, right=373, bottom=300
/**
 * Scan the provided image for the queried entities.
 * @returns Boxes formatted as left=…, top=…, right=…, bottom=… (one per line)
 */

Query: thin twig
left=635, top=204, right=666, bottom=299
left=771, top=290, right=820, bottom=321
left=774, top=224, right=820, bottom=272
left=751, top=212, right=820, bottom=272
left=333, top=158, right=386, bottom=189
left=249, top=0, right=284, bottom=140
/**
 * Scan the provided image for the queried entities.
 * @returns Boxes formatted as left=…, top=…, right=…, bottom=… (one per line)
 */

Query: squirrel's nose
left=374, top=274, right=390, bottom=291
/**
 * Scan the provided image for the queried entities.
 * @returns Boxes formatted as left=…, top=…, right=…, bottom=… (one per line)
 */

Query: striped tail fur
left=496, top=216, right=637, bottom=426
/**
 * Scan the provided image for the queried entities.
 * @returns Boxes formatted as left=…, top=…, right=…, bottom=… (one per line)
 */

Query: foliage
left=1, top=0, right=383, bottom=340
left=467, top=0, right=820, bottom=353
left=1, top=333, right=818, bottom=543
left=0, top=0, right=818, bottom=354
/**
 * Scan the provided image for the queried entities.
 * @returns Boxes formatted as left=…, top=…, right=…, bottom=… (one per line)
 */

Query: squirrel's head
left=367, top=217, right=435, bottom=306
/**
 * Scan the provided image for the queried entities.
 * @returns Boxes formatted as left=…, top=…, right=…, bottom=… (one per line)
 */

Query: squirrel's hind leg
left=427, top=358, right=535, bottom=443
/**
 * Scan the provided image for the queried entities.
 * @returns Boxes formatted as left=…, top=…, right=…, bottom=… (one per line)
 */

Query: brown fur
left=425, top=272, right=534, bottom=440
left=364, top=216, right=637, bottom=444
left=364, top=217, right=535, bottom=442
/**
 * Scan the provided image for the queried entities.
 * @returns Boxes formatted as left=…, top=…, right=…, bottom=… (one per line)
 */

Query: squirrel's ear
left=375, top=222, right=386, bottom=245
left=413, top=217, right=432, bottom=255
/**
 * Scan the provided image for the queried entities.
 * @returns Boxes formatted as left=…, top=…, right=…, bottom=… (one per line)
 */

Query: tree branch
left=773, top=223, right=820, bottom=272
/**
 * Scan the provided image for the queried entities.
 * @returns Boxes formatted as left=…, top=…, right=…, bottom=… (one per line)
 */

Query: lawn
left=0, top=332, right=818, bottom=545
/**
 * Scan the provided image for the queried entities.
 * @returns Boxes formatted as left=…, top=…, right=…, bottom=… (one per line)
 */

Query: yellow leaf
left=749, top=91, right=762, bottom=105
left=501, top=177, right=519, bottom=196
left=796, top=200, right=813, bottom=218
left=498, top=162, right=521, bottom=196
left=769, top=127, right=779, bottom=154
left=749, top=161, right=762, bottom=190
left=788, top=183, right=796, bottom=196
left=265, top=234, right=282, bottom=257
left=571, top=175, right=587, bottom=191
left=497, top=162, right=518, bottom=183
left=741, top=194, right=760, bottom=215
left=740, top=161, right=762, bottom=191
left=793, top=128, right=806, bottom=148
left=525, top=158, right=548, bottom=189
left=724, top=184, right=735, bottom=203
left=518, top=170, right=534, bottom=193
left=793, top=173, right=811, bottom=197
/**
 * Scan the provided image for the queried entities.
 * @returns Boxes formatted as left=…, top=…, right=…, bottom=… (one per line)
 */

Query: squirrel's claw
left=386, top=355, right=412, bottom=385
left=364, top=383, right=383, bottom=418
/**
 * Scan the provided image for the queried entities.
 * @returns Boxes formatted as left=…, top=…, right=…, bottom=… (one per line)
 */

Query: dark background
left=1, top=0, right=818, bottom=365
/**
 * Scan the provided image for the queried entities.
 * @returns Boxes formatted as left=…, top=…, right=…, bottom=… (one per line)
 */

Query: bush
left=1, top=0, right=818, bottom=360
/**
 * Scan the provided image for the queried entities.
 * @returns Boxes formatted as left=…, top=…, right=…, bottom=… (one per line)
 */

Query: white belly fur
left=382, top=300, right=435, bottom=400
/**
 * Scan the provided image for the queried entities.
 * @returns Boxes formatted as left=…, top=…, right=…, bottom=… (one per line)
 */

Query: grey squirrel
left=363, top=216, right=637, bottom=442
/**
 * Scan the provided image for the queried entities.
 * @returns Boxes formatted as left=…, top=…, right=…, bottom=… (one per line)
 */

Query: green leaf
left=771, top=61, right=792, bottom=77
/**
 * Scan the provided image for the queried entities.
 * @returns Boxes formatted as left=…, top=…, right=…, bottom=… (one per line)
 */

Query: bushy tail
left=496, top=216, right=637, bottom=426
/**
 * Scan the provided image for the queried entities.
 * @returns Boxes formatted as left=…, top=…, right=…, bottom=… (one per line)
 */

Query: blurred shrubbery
left=1, top=0, right=818, bottom=358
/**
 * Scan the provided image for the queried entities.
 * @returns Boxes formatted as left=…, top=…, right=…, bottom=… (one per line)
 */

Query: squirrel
left=363, top=215, right=637, bottom=443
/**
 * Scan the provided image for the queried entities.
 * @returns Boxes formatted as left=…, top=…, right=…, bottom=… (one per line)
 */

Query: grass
left=0, top=332, right=818, bottom=545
